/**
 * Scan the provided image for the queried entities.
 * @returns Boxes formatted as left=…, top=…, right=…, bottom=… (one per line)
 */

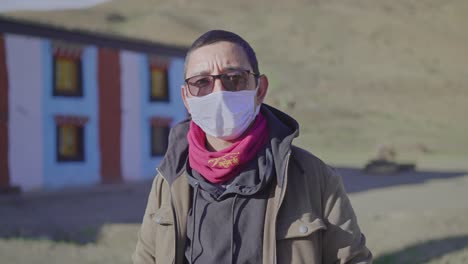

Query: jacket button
left=299, top=225, right=308, bottom=234
left=155, top=217, right=162, bottom=224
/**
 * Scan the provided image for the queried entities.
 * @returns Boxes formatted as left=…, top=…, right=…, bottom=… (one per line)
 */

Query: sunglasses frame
left=185, top=69, right=259, bottom=97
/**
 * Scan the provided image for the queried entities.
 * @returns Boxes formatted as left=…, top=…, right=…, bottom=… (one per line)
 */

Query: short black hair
left=184, top=30, right=259, bottom=77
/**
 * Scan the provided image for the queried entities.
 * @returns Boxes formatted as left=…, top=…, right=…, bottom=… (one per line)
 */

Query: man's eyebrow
left=188, top=66, right=250, bottom=78
left=223, top=66, right=247, bottom=72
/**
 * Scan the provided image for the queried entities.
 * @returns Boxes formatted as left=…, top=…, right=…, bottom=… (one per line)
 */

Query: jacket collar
left=169, top=172, right=191, bottom=264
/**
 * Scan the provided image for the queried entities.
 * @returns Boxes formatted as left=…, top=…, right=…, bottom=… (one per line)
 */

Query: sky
left=0, top=0, right=111, bottom=12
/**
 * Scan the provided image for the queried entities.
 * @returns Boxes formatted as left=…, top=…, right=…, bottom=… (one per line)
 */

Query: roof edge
left=0, top=15, right=188, bottom=57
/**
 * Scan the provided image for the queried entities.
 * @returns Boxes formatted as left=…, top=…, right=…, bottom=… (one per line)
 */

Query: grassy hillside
left=5, top=0, right=468, bottom=168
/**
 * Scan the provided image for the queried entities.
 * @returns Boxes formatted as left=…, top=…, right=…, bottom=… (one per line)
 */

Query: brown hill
left=4, top=0, right=468, bottom=167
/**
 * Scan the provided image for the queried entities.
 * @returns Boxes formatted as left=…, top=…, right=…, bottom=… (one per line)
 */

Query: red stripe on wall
left=0, top=35, right=10, bottom=188
left=98, top=48, right=122, bottom=184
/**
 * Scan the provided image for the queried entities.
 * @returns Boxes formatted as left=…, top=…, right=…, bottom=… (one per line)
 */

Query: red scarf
left=187, top=113, right=268, bottom=184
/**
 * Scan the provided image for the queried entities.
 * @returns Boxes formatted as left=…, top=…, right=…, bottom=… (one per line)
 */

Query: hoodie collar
left=261, top=104, right=299, bottom=187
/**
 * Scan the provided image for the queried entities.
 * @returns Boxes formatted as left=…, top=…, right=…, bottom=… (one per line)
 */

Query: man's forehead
left=186, top=41, right=251, bottom=76
left=188, top=61, right=245, bottom=75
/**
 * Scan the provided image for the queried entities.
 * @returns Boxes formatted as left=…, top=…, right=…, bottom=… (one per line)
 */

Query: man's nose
left=212, top=77, right=224, bottom=93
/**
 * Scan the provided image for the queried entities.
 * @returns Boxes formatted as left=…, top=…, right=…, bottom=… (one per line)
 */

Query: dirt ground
left=1, top=167, right=468, bottom=264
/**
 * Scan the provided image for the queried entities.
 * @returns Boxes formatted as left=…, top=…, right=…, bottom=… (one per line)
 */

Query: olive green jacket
left=132, top=145, right=372, bottom=264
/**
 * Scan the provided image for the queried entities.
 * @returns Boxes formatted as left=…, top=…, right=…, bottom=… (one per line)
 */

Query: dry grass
left=0, top=225, right=138, bottom=264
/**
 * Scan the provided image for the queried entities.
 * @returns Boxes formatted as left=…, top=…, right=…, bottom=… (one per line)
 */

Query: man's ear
left=256, top=75, right=269, bottom=105
left=181, top=85, right=190, bottom=113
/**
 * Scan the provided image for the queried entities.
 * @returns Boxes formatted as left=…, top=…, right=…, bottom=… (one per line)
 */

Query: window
left=53, top=44, right=83, bottom=97
left=149, top=57, right=169, bottom=101
left=55, top=116, right=87, bottom=162
left=150, top=117, right=172, bottom=156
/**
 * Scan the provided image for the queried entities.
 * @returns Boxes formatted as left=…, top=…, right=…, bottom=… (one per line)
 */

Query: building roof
left=0, top=16, right=188, bottom=57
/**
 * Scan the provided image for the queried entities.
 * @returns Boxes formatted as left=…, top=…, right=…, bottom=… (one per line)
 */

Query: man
left=133, top=30, right=372, bottom=264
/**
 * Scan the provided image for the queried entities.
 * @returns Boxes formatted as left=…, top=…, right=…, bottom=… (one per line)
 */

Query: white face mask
left=186, top=89, right=260, bottom=140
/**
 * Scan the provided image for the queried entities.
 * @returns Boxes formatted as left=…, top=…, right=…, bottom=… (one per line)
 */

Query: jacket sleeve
left=132, top=176, right=159, bottom=264
left=322, top=166, right=373, bottom=263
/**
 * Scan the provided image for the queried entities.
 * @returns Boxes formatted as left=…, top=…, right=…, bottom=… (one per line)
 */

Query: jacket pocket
left=151, top=207, right=174, bottom=226
left=277, top=213, right=326, bottom=240
left=276, top=213, right=326, bottom=263
left=151, top=207, right=175, bottom=263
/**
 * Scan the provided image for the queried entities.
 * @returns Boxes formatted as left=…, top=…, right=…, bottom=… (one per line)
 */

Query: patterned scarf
left=187, top=113, right=268, bottom=184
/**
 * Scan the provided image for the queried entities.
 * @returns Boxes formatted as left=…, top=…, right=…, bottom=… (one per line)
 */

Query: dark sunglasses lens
left=188, top=76, right=213, bottom=96
left=221, top=71, right=248, bottom=91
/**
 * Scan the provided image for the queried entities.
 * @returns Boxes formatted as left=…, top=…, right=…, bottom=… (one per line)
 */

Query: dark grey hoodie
left=157, top=104, right=299, bottom=264
left=184, top=139, right=274, bottom=264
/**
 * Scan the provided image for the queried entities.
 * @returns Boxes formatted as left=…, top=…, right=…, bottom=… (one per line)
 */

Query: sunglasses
left=185, top=70, right=259, bottom=97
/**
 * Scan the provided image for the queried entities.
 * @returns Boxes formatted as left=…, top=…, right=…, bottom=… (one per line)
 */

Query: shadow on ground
left=336, top=167, right=467, bottom=194
left=374, top=235, right=468, bottom=264
left=0, top=180, right=153, bottom=243
left=1, top=167, right=467, bottom=243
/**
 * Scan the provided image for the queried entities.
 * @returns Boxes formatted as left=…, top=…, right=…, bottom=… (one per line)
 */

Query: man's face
left=182, top=41, right=266, bottom=111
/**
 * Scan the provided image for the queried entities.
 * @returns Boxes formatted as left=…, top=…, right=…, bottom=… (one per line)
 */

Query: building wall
left=5, top=34, right=44, bottom=191
left=120, top=50, right=142, bottom=182
left=139, top=56, right=186, bottom=179
left=2, top=29, right=186, bottom=190
left=42, top=41, right=100, bottom=189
